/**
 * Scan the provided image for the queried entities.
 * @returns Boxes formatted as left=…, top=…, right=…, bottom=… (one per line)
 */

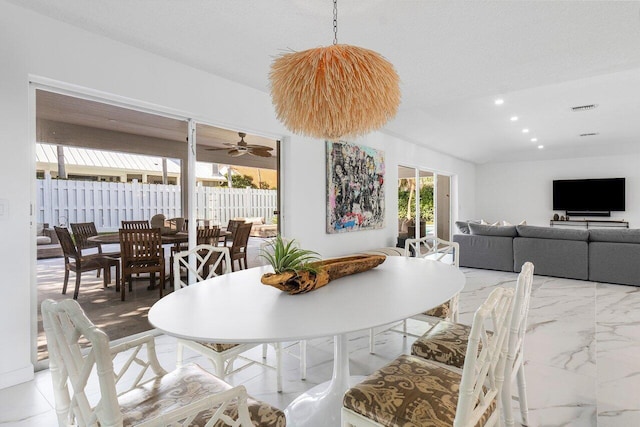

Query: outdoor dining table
left=87, top=229, right=232, bottom=246
left=148, top=255, right=465, bottom=427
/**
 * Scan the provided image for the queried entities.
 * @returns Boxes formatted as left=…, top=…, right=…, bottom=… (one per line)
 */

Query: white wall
left=476, top=153, right=640, bottom=227
left=0, top=0, right=476, bottom=388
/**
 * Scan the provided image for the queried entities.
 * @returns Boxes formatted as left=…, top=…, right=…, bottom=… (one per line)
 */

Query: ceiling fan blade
left=249, top=149, right=273, bottom=158
left=244, top=144, right=273, bottom=150
left=228, top=149, right=246, bottom=157
left=205, top=147, right=232, bottom=151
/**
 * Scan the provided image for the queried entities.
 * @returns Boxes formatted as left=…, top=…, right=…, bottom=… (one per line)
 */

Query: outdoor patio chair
left=121, top=220, right=150, bottom=229
left=342, top=286, right=515, bottom=427
left=70, top=222, right=120, bottom=279
left=222, top=219, right=245, bottom=246
left=41, top=298, right=285, bottom=427
left=411, top=262, right=535, bottom=427
left=229, top=222, right=252, bottom=271
left=119, top=228, right=165, bottom=301
left=173, top=245, right=289, bottom=392
left=54, top=226, right=120, bottom=300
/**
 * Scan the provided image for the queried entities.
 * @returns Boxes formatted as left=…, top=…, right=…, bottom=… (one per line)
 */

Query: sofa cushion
left=469, top=223, right=517, bottom=237
left=453, top=234, right=514, bottom=272
left=514, top=237, right=588, bottom=279
left=589, top=229, right=640, bottom=244
left=516, top=225, right=589, bottom=241
left=455, top=221, right=471, bottom=234
left=235, top=216, right=265, bottom=225
left=36, top=236, right=52, bottom=245
left=589, top=242, right=640, bottom=286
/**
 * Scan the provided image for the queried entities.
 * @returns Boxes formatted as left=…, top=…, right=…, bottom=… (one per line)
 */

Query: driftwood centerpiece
left=261, top=254, right=386, bottom=294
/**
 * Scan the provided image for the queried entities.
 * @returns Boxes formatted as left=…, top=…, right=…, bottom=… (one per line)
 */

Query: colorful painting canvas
left=326, top=141, right=385, bottom=233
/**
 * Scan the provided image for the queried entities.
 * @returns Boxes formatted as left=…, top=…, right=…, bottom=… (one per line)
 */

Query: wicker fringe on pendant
left=269, top=44, right=401, bottom=140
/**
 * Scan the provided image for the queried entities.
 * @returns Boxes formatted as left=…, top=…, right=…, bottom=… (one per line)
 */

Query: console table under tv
left=550, top=219, right=629, bottom=229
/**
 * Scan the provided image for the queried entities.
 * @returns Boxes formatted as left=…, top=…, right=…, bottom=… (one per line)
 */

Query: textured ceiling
left=9, top=0, right=640, bottom=164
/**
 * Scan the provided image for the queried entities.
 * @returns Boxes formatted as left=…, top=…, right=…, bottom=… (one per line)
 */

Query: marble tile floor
left=4, top=267, right=640, bottom=426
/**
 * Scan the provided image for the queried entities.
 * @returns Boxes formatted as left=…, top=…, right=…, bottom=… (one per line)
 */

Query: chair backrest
left=454, top=286, right=515, bottom=427
left=197, top=226, right=220, bottom=246
left=70, top=222, right=100, bottom=252
left=41, top=299, right=166, bottom=427
left=120, top=220, right=150, bottom=230
left=54, top=226, right=79, bottom=260
left=508, top=262, right=534, bottom=366
left=405, top=236, right=459, bottom=267
left=119, top=228, right=163, bottom=267
left=174, top=245, right=232, bottom=291
left=230, top=223, right=252, bottom=255
left=226, top=219, right=245, bottom=241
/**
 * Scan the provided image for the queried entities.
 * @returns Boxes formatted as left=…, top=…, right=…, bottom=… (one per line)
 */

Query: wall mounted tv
left=553, top=178, right=625, bottom=215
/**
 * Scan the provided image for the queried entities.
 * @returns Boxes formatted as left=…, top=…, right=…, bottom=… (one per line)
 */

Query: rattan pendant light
left=269, top=0, right=400, bottom=140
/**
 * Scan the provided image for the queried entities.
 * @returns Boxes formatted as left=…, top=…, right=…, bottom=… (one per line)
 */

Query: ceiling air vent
left=579, top=132, right=599, bottom=137
left=571, top=104, right=598, bottom=112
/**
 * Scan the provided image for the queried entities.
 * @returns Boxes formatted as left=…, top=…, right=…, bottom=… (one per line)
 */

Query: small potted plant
left=259, top=235, right=386, bottom=294
left=260, top=235, right=328, bottom=294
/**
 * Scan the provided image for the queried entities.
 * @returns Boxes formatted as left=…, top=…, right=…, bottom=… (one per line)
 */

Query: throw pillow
left=519, top=220, right=527, bottom=225
left=491, top=221, right=500, bottom=226
left=455, top=221, right=470, bottom=234
left=469, top=223, right=518, bottom=237
left=502, top=220, right=513, bottom=226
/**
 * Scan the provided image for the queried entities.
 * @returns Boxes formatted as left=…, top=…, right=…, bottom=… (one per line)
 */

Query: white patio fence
left=36, top=176, right=277, bottom=232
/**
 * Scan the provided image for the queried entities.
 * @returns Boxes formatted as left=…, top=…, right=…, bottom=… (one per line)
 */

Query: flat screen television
left=553, top=178, right=625, bottom=213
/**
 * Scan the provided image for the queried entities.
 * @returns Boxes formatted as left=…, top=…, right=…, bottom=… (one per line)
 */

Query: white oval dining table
left=148, top=255, right=465, bottom=427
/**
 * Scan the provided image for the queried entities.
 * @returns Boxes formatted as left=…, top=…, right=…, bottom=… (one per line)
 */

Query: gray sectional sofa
left=453, top=223, right=640, bottom=286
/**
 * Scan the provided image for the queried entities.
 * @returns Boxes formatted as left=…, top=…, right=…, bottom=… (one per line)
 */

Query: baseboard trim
left=0, top=364, right=35, bottom=390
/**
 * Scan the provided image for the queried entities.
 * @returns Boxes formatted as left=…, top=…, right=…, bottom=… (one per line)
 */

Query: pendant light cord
left=333, top=0, right=338, bottom=45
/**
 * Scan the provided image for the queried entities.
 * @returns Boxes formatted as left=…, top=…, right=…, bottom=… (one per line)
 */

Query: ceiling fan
left=206, top=132, right=273, bottom=157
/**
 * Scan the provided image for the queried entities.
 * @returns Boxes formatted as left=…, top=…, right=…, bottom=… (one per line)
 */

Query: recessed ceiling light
left=522, top=128, right=529, bottom=133
left=510, top=116, right=518, bottom=121
left=531, top=138, right=538, bottom=142
left=537, top=145, right=544, bottom=149
left=494, top=99, right=504, bottom=105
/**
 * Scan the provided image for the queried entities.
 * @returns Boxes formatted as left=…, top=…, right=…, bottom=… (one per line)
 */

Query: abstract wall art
left=326, top=140, right=385, bottom=233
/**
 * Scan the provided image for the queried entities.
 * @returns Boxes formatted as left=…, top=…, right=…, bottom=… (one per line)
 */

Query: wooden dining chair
left=222, top=219, right=245, bottom=246
left=342, top=286, right=515, bottom=427
left=411, top=262, right=535, bottom=427
left=121, top=220, right=150, bottom=229
left=54, top=226, right=120, bottom=300
left=229, top=222, right=252, bottom=271
left=172, top=245, right=286, bottom=392
left=70, top=222, right=120, bottom=269
left=41, top=298, right=286, bottom=427
left=119, top=228, right=165, bottom=301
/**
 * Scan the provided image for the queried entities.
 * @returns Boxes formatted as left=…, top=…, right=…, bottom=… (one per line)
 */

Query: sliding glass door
left=398, top=165, right=451, bottom=242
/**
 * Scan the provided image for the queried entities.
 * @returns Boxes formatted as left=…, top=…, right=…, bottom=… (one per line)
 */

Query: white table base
left=285, top=334, right=363, bottom=427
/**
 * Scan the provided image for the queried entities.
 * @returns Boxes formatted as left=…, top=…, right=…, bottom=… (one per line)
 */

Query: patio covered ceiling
left=36, top=90, right=278, bottom=170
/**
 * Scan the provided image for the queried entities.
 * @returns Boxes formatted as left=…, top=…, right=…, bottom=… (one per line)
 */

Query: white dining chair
left=342, top=286, right=515, bottom=427
left=411, top=262, right=535, bottom=426
left=173, top=244, right=294, bottom=393
left=368, top=237, right=460, bottom=354
left=41, top=298, right=285, bottom=427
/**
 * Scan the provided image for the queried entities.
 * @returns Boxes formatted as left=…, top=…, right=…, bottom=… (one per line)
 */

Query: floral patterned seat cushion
left=119, top=363, right=286, bottom=426
left=343, top=354, right=495, bottom=427
left=411, top=320, right=471, bottom=368
left=423, top=300, right=451, bottom=319
left=197, top=341, right=241, bottom=353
